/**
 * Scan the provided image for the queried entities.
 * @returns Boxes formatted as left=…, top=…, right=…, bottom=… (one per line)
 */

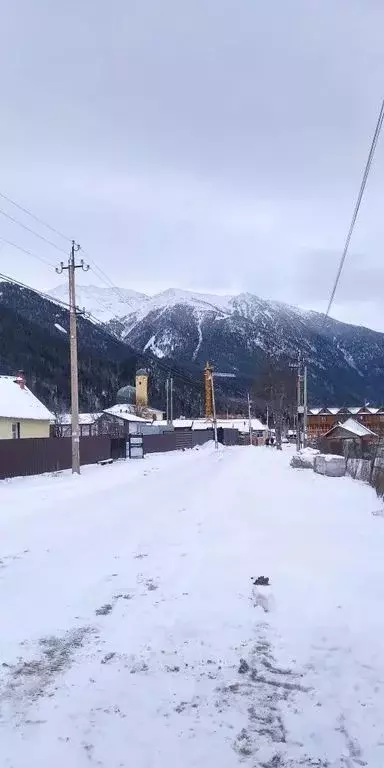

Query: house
left=216, top=418, right=268, bottom=439
left=102, top=405, right=152, bottom=436
left=307, top=406, right=384, bottom=438
left=150, top=417, right=268, bottom=441
left=0, top=372, right=53, bottom=439
left=53, top=413, right=103, bottom=438
left=324, top=417, right=377, bottom=441
left=322, top=418, right=377, bottom=457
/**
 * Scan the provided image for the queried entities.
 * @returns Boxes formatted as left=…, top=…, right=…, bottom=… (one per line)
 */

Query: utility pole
left=170, top=377, right=174, bottom=423
left=296, top=358, right=302, bottom=452
left=303, top=365, right=308, bottom=449
left=165, top=378, right=170, bottom=424
left=56, top=241, right=89, bottom=474
left=247, top=392, right=253, bottom=446
left=210, top=370, right=218, bottom=450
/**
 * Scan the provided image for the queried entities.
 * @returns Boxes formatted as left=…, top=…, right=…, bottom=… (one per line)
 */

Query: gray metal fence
left=143, top=429, right=214, bottom=454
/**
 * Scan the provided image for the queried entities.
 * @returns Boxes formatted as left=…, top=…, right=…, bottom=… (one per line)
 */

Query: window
left=12, top=422, right=20, bottom=439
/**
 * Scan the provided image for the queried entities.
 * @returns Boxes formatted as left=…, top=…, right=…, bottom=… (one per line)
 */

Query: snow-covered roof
left=309, top=406, right=382, bottom=416
left=325, top=417, right=377, bottom=439
left=193, top=418, right=267, bottom=433
left=341, top=418, right=377, bottom=437
left=219, top=418, right=267, bottom=433
left=103, top=405, right=151, bottom=423
left=0, top=376, right=53, bottom=421
left=150, top=417, right=267, bottom=433
left=59, top=413, right=102, bottom=425
left=154, top=419, right=194, bottom=429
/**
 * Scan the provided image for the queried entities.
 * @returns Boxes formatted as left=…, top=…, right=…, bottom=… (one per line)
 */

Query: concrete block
left=314, top=454, right=346, bottom=477
left=291, top=448, right=320, bottom=469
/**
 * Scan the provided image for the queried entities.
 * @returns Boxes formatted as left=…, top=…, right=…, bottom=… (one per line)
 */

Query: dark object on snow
left=253, top=576, right=270, bottom=586
left=238, top=658, right=250, bottom=674
left=101, top=652, right=116, bottom=664
left=95, top=603, right=113, bottom=616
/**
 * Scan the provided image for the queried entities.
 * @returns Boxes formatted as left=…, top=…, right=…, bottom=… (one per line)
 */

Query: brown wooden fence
left=0, top=437, right=111, bottom=480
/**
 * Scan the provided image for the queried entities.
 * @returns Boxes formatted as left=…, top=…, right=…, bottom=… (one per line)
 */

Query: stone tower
left=135, top=368, right=148, bottom=407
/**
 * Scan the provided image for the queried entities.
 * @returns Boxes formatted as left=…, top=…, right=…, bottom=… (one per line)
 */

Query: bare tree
left=253, top=360, right=297, bottom=449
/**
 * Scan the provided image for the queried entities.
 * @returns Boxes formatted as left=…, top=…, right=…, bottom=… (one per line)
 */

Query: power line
left=0, top=193, right=210, bottom=391
left=0, top=235, right=55, bottom=268
left=0, top=270, right=71, bottom=310
left=0, top=270, right=203, bottom=391
left=0, top=206, right=68, bottom=255
left=325, top=97, right=384, bottom=319
left=0, top=191, right=72, bottom=244
left=0, top=189, right=139, bottom=321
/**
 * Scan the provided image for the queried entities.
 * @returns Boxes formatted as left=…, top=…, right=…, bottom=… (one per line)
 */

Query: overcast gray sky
left=1, top=0, right=384, bottom=329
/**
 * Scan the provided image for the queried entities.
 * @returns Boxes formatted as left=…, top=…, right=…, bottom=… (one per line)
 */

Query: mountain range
left=0, top=281, right=203, bottom=416
left=2, top=279, right=384, bottom=416
left=49, top=284, right=384, bottom=406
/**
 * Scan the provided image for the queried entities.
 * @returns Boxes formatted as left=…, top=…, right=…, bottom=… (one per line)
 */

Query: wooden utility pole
left=56, top=241, right=89, bottom=474
left=170, top=377, right=174, bottom=423
left=247, top=392, right=253, bottom=446
left=166, top=378, right=170, bottom=424
left=296, top=363, right=301, bottom=452
left=210, top=370, right=218, bottom=449
left=303, top=365, right=308, bottom=448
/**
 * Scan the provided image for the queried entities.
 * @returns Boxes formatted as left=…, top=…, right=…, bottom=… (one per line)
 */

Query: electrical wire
left=0, top=191, right=72, bottom=244
left=0, top=206, right=68, bottom=256
left=0, top=235, right=56, bottom=268
left=0, top=270, right=71, bottom=310
left=0, top=270, right=203, bottom=391
left=0, top=189, right=143, bottom=321
left=0, top=193, right=210, bottom=390
left=325, top=97, right=384, bottom=319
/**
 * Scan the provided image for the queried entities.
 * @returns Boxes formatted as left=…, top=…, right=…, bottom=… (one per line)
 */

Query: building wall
left=0, top=418, right=50, bottom=439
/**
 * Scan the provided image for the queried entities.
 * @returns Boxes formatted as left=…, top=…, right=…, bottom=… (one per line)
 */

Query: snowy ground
left=1, top=444, right=384, bottom=767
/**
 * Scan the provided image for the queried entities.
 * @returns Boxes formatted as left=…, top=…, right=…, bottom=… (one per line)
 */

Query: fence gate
left=128, top=435, right=144, bottom=459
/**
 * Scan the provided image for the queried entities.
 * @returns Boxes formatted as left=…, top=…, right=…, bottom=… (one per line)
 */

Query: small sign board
left=128, top=435, right=144, bottom=459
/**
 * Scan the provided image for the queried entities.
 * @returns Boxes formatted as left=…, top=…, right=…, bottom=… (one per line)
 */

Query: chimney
left=14, top=370, right=25, bottom=390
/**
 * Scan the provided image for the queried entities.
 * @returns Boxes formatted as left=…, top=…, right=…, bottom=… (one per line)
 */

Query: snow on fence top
left=0, top=376, right=53, bottom=421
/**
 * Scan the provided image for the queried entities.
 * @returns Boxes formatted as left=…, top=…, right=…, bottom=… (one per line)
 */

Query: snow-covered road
left=1, top=444, right=384, bottom=767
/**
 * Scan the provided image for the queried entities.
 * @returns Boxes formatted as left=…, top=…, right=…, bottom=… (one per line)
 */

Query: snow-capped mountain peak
left=48, top=284, right=148, bottom=323
left=45, top=281, right=384, bottom=404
